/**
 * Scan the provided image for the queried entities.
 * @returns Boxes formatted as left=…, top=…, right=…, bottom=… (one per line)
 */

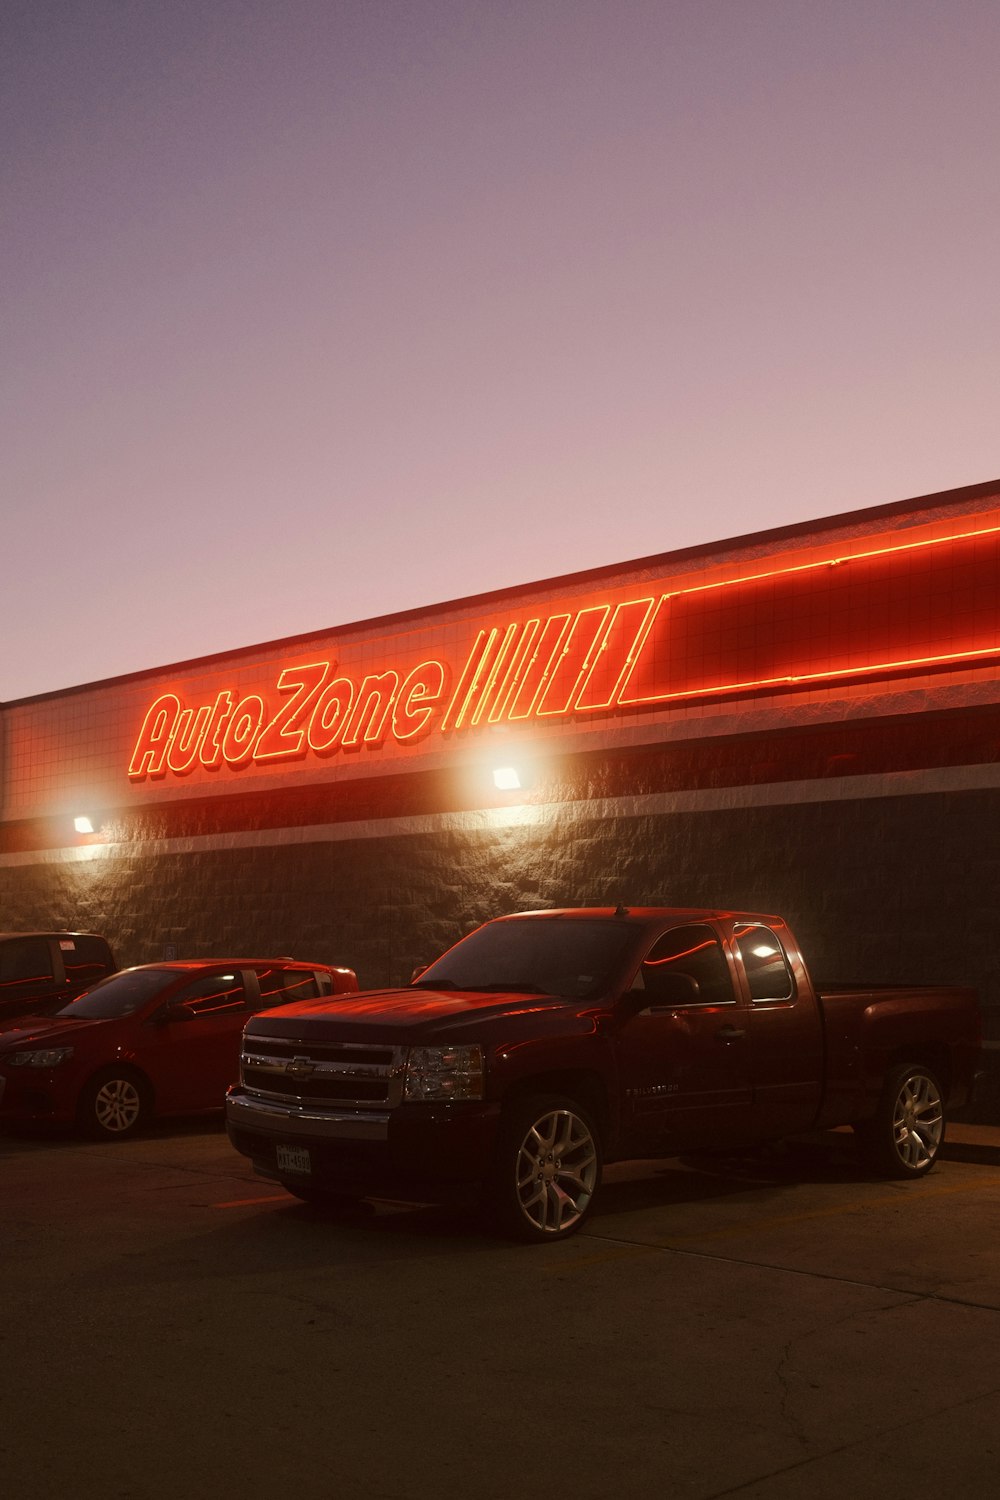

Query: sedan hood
left=0, top=1015, right=106, bottom=1049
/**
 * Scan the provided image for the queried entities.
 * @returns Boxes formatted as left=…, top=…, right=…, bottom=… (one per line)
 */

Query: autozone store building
left=2, top=478, right=1000, bottom=1064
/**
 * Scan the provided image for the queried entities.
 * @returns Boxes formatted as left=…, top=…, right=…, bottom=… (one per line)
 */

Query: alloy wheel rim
left=94, top=1078, right=142, bottom=1133
left=891, top=1073, right=943, bottom=1170
left=515, top=1108, right=598, bottom=1235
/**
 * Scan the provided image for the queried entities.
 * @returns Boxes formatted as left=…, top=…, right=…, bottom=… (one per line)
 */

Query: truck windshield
left=56, top=969, right=177, bottom=1019
left=414, top=918, right=637, bottom=1000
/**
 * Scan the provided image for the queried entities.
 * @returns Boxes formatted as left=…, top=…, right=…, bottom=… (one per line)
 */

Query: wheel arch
left=500, top=1069, right=609, bottom=1144
left=876, top=1045, right=951, bottom=1099
left=77, top=1060, right=156, bottom=1116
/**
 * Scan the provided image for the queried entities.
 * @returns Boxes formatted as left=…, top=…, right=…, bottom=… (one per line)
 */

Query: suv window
left=732, top=924, right=795, bottom=1001
left=60, top=935, right=114, bottom=987
left=255, top=967, right=321, bottom=1009
left=637, top=924, right=734, bottom=1007
left=172, top=972, right=247, bottom=1015
left=0, top=936, right=55, bottom=996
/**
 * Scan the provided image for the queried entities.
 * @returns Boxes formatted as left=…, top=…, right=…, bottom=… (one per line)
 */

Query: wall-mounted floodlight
left=492, top=767, right=521, bottom=791
left=74, top=816, right=95, bottom=834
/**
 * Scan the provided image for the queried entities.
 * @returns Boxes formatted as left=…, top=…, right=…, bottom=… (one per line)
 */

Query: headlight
left=404, top=1044, right=483, bottom=1101
left=7, top=1047, right=75, bottom=1068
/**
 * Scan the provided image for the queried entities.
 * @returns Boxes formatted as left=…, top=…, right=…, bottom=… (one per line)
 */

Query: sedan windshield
left=57, top=969, right=176, bottom=1019
left=414, top=918, right=637, bottom=1001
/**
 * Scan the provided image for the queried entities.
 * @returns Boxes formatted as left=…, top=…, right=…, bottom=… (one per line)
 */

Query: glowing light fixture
left=493, top=766, right=521, bottom=791
left=74, top=816, right=94, bottom=834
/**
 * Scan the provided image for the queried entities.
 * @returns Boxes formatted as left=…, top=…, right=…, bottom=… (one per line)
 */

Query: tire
left=79, top=1069, right=150, bottom=1139
left=487, top=1093, right=602, bottom=1243
left=855, top=1062, right=945, bottom=1178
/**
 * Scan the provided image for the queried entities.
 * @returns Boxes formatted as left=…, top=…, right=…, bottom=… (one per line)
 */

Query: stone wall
left=2, top=783, right=996, bottom=1013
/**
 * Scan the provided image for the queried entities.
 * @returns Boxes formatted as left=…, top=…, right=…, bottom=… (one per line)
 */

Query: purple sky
left=3, top=0, right=999, bottom=703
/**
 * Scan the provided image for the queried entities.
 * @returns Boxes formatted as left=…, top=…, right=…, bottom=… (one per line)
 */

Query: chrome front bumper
left=226, top=1089, right=390, bottom=1141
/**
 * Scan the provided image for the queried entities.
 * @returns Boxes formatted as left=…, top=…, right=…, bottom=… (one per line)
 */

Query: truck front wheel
left=856, top=1063, right=945, bottom=1178
left=487, top=1094, right=602, bottom=1242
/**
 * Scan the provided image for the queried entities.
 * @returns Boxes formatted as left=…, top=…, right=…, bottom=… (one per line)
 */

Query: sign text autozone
left=128, top=521, right=1000, bottom=781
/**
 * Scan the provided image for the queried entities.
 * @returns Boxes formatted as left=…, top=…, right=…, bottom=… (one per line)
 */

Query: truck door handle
left=716, top=1025, right=746, bottom=1041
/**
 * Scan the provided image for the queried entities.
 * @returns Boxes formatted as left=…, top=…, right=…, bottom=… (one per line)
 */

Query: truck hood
left=249, top=986, right=572, bottom=1038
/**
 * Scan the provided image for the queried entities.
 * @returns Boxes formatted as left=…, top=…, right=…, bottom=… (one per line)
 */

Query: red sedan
left=0, top=958, right=357, bottom=1138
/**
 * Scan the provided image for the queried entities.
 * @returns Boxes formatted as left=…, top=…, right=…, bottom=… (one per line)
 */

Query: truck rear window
left=732, top=924, right=795, bottom=1001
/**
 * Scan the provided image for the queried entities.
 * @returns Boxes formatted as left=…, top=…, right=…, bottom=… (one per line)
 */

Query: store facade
left=2, top=477, right=999, bottom=1047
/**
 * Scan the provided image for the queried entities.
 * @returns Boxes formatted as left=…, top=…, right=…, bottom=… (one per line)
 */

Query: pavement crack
left=700, top=1382, right=1000, bottom=1498
left=582, top=1228, right=1000, bottom=1310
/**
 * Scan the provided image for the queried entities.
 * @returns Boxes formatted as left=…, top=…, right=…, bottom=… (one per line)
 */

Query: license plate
left=276, top=1144, right=311, bottom=1176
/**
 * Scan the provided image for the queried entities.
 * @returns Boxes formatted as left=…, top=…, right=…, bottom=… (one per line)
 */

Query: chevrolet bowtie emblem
left=286, top=1056, right=315, bottom=1080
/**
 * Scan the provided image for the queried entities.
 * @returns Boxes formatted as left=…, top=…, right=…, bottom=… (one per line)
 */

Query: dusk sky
left=4, top=0, right=998, bottom=703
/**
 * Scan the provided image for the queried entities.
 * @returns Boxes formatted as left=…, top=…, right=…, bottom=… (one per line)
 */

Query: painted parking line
left=212, top=1192, right=291, bottom=1207
left=210, top=1190, right=431, bottom=1211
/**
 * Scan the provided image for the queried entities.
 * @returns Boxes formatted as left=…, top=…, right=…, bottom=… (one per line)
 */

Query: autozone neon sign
left=127, top=594, right=660, bottom=781
left=128, top=520, right=1000, bottom=781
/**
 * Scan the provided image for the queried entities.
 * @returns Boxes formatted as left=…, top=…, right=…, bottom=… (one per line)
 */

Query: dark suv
left=0, top=932, right=118, bottom=1021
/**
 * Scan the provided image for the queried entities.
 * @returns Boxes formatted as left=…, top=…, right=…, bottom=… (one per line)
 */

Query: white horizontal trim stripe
left=4, top=761, right=1000, bottom=868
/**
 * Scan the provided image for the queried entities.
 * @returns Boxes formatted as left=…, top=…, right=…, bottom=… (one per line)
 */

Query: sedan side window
left=255, top=968, right=320, bottom=1009
left=637, top=924, right=733, bottom=1007
left=171, top=972, right=247, bottom=1015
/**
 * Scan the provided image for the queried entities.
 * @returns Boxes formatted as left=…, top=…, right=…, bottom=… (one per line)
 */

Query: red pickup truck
left=225, top=908, right=981, bottom=1241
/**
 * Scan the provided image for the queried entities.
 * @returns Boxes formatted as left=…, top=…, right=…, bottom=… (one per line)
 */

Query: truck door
left=730, top=922, right=823, bottom=1134
left=615, top=922, right=755, bottom=1154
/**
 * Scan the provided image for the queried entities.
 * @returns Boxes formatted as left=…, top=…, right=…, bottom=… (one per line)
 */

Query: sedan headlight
left=404, top=1044, right=483, bottom=1101
left=7, top=1047, right=75, bottom=1068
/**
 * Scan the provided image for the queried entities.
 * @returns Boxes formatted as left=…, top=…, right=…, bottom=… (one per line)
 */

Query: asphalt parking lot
left=4, top=1119, right=1000, bottom=1500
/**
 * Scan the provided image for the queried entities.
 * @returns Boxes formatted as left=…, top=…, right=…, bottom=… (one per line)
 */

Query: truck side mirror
left=652, top=972, right=701, bottom=1004
left=623, top=970, right=701, bottom=1011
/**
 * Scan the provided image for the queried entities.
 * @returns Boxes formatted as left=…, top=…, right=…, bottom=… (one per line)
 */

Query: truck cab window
left=637, top=924, right=733, bottom=1007
left=732, top=925, right=794, bottom=1001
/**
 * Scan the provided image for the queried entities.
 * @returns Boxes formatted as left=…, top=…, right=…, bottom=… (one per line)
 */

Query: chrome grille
left=242, top=1034, right=406, bottom=1110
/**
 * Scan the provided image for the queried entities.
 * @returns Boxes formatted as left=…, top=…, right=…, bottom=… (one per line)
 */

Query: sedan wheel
left=81, top=1071, right=148, bottom=1138
left=489, top=1094, right=602, bottom=1242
